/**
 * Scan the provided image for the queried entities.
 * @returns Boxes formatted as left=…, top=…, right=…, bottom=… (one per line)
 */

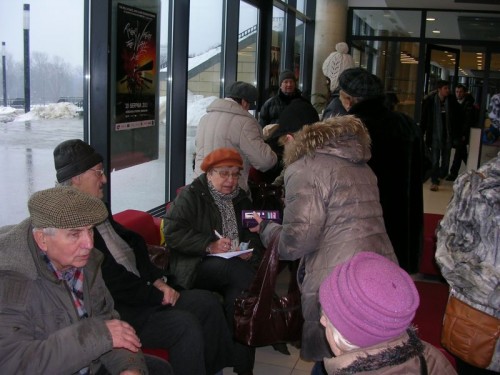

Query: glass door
left=424, top=44, right=460, bottom=94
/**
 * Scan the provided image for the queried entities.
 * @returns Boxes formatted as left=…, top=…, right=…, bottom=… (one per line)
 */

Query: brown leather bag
left=233, top=230, right=303, bottom=346
left=441, top=295, right=500, bottom=368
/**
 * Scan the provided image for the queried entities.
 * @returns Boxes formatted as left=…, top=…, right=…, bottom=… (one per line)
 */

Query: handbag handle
left=246, top=228, right=300, bottom=315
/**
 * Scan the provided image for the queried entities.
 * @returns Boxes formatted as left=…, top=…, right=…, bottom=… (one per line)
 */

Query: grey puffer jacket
left=436, top=152, right=500, bottom=371
left=259, top=116, right=397, bottom=361
left=194, top=98, right=277, bottom=192
left=0, top=219, right=147, bottom=375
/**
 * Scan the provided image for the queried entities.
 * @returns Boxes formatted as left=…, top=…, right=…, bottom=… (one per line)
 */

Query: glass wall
left=294, top=18, right=304, bottom=89
left=237, top=1, right=258, bottom=86
left=349, top=7, right=500, bottom=170
left=0, top=0, right=84, bottom=226
left=0, top=0, right=316, bottom=224
left=185, top=0, right=223, bottom=184
left=109, top=0, right=167, bottom=213
left=269, top=6, right=285, bottom=98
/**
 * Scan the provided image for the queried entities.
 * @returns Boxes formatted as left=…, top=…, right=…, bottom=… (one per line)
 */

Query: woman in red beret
left=164, top=147, right=264, bottom=375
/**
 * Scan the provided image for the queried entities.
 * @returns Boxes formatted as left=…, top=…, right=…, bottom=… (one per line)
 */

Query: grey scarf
left=208, top=181, right=240, bottom=241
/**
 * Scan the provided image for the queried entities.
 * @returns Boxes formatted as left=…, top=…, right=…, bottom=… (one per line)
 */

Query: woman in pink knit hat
left=319, top=252, right=456, bottom=374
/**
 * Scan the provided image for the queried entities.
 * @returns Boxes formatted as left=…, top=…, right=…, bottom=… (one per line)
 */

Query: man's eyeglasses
left=89, top=169, right=105, bottom=177
left=212, top=169, right=241, bottom=180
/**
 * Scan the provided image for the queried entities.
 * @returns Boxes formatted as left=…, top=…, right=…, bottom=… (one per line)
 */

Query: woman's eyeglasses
left=212, top=169, right=241, bottom=180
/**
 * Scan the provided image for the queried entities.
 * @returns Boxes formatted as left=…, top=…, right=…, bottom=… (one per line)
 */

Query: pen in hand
left=213, top=230, right=231, bottom=252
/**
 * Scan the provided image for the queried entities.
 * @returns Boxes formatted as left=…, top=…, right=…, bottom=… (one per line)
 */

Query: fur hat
left=200, top=148, right=243, bottom=172
left=29, top=186, right=108, bottom=229
left=279, top=70, right=296, bottom=86
left=54, top=139, right=103, bottom=183
left=322, top=42, right=355, bottom=91
left=319, top=252, right=419, bottom=347
left=338, top=68, right=384, bottom=98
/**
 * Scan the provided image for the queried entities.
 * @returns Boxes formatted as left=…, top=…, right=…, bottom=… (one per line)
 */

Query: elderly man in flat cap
left=0, top=186, right=172, bottom=374
left=53, top=139, right=233, bottom=375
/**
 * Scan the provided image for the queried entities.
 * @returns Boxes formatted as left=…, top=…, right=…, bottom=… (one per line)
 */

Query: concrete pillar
left=311, top=0, right=348, bottom=110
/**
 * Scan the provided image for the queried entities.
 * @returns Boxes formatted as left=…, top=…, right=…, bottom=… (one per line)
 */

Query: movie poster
left=115, top=3, right=156, bottom=131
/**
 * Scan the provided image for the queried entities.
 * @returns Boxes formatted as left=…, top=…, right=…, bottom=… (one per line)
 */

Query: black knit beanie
left=54, top=139, right=103, bottom=183
left=279, top=70, right=296, bottom=86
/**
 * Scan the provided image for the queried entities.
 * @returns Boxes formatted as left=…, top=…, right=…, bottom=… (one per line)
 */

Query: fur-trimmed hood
left=283, top=115, right=371, bottom=167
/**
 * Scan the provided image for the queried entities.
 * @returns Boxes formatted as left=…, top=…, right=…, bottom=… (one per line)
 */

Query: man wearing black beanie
left=259, top=69, right=313, bottom=128
left=53, top=139, right=234, bottom=375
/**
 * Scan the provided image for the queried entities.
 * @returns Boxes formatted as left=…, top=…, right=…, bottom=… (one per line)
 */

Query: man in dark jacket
left=53, top=139, right=233, bottom=375
left=337, top=67, right=425, bottom=274
left=259, top=69, right=308, bottom=127
left=420, top=79, right=464, bottom=191
left=446, top=84, right=476, bottom=181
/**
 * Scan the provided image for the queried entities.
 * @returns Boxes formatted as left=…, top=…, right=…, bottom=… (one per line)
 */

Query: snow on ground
left=2, top=91, right=215, bottom=126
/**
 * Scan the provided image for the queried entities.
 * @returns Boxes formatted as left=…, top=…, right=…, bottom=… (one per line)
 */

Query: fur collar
left=282, top=115, right=371, bottom=167
left=325, top=328, right=424, bottom=375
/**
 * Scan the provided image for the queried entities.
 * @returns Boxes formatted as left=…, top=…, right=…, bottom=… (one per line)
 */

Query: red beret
left=200, top=148, right=243, bottom=172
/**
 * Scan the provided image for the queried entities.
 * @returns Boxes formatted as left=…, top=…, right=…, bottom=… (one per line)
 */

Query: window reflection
left=110, top=0, right=168, bottom=214
left=237, top=1, right=258, bottom=85
left=269, top=6, right=285, bottom=98
left=186, top=0, right=223, bottom=184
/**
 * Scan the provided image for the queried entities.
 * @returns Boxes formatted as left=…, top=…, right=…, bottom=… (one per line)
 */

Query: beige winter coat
left=194, top=98, right=277, bottom=192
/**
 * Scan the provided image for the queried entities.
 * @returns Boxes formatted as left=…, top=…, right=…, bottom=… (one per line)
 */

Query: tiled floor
left=222, top=344, right=314, bottom=374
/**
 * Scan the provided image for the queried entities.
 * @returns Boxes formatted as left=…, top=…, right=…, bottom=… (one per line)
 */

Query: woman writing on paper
left=164, top=147, right=263, bottom=375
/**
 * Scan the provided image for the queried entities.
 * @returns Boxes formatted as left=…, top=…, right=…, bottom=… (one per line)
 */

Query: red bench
left=411, top=213, right=456, bottom=368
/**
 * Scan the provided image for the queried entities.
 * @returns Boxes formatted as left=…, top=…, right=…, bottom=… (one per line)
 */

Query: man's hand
left=153, top=279, right=180, bottom=306
left=105, top=320, right=142, bottom=353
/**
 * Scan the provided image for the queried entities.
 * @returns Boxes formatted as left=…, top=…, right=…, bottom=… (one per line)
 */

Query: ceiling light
left=432, top=30, right=441, bottom=34
left=426, top=17, right=436, bottom=21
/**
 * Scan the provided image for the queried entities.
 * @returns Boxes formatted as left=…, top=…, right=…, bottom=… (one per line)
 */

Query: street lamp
left=23, top=4, right=30, bottom=113
left=2, top=42, right=6, bottom=107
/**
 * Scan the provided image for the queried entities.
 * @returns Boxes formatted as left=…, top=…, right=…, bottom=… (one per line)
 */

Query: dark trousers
left=431, top=141, right=452, bottom=184
left=145, top=354, right=174, bottom=375
left=194, top=256, right=256, bottom=374
left=449, top=142, right=468, bottom=176
left=138, top=289, right=233, bottom=375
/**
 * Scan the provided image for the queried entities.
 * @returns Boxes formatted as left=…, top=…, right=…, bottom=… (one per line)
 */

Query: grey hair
left=56, top=179, right=73, bottom=187
left=32, top=227, right=57, bottom=236
left=326, top=317, right=359, bottom=353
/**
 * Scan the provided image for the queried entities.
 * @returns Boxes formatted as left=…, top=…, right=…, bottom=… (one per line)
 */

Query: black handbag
left=233, top=230, right=303, bottom=346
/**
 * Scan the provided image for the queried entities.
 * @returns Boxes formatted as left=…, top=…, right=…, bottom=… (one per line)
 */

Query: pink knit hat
left=319, top=252, right=419, bottom=347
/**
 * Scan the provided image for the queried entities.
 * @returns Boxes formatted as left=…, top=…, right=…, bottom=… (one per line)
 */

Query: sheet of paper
left=208, top=248, right=253, bottom=259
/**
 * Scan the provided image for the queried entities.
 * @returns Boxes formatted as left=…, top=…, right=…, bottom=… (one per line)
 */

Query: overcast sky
left=0, top=0, right=84, bottom=67
left=0, top=0, right=256, bottom=68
